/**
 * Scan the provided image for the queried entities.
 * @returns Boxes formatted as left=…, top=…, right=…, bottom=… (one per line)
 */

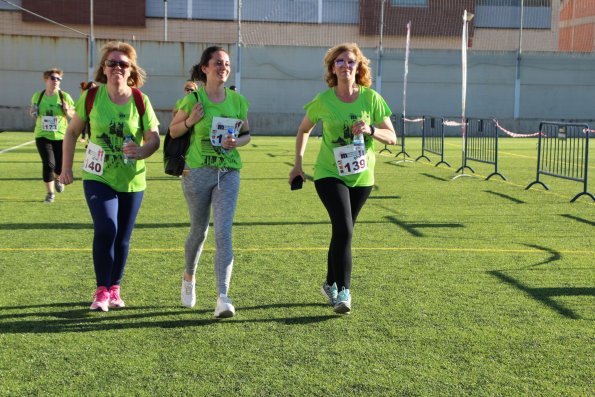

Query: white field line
left=0, top=140, right=35, bottom=154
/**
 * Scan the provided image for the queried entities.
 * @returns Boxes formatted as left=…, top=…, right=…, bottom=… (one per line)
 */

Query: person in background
left=60, top=41, right=160, bottom=312
left=169, top=46, right=251, bottom=318
left=288, top=43, right=396, bottom=314
left=78, top=81, right=97, bottom=143
left=30, top=68, right=75, bottom=203
left=172, top=80, right=201, bottom=119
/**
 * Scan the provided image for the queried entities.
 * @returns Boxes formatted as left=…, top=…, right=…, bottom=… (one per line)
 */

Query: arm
left=288, top=115, right=316, bottom=184
left=59, top=114, right=85, bottom=185
left=352, top=116, right=397, bottom=146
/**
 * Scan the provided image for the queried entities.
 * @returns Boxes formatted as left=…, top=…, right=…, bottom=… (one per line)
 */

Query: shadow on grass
left=483, top=190, right=525, bottom=204
left=522, top=244, right=561, bottom=267
left=421, top=173, right=449, bottom=182
left=488, top=271, right=593, bottom=320
left=560, top=214, right=595, bottom=227
left=385, top=216, right=464, bottom=237
left=0, top=218, right=401, bottom=231
left=368, top=195, right=400, bottom=200
left=0, top=302, right=339, bottom=333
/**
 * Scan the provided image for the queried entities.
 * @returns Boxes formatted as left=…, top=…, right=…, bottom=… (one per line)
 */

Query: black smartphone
left=291, top=176, right=304, bottom=190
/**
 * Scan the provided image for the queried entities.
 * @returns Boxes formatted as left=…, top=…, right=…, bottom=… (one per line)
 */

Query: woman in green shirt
left=30, top=68, right=75, bottom=203
left=60, top=41, right=160, bottom=312
left=169, top=46, right=251, bottom=318
left=289, top=43, right=396, bottom=314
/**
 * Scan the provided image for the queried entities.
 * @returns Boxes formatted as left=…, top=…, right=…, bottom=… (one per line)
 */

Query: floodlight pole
left=513, top=0, right=524, bottom=119
left=164, top=0, right=168, bottom=42
left=88, top=0, right=94, bottom=81
left=235, top=0, right=242, bottom=92
left=376, top=0, right=386, bottom=94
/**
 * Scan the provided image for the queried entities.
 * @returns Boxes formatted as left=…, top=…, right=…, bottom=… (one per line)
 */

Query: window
left=391, top=0, right=428, bottom=7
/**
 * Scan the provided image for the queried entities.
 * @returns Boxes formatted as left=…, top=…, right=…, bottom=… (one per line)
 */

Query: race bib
left=82, top=141, right=105, bottom=176
left=210, top=117, right=243, bottom=147
left=41, top=116, right=59, bottom=132
left=333, top=144, right=368, bottom=176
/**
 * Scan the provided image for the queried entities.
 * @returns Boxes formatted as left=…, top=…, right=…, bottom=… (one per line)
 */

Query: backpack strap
left=58, top=90, right=65, bottom=115
left=84, top=86, right=99, bottom=138
left=131, top=87, right=146, bottom=132
left=35, top=90, right=45, bottom=110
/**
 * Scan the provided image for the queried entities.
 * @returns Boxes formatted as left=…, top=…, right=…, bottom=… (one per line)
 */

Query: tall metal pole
left=88, top=0, right=94, bottom=81
left=376, top=0, right=386, bottom=94
left=236, top=0, right=242, bottom=92
left=164, top=0, right=168, bottom=41
left=513, top=0, right=524, bottom=119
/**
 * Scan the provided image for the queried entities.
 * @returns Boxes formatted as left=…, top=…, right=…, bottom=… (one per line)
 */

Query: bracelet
left=184, top=119, right=190, bottom=130
left=238, top=130, right=250, bottom=137
left=370, top=125, right=376, bottom=136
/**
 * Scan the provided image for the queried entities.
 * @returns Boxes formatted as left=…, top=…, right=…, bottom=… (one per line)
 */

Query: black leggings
left=315, top=177, right=372, bottom=290
left=35, top=137, right=63, bottom=182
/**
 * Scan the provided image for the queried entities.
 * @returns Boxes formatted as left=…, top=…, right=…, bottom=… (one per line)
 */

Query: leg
left=83, top=180, right=119, bottom=288
left=35, top=137, right=56, bottom=196
left=182, top=168, right=218, bottom=277
left=211, top=169, right=240, bottom=296
left=314, top=178, right=354, bottom=290
left=109, top=190, right=144, bottom=287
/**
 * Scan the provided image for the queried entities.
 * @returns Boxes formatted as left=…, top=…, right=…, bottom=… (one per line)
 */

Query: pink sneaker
left=108, top=285, right=125, bottom=309
left=90, top=286, right=109, bottom=312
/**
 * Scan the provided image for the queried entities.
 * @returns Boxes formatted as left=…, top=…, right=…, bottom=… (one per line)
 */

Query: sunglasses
left=105, top=59, right=131, bottom=69
left=334, top=59, right=357, bottom=68
left=50, top=76, right=62, bottom=81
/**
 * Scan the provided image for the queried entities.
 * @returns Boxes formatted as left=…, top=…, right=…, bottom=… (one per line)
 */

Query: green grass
left=0, top=131, right=593, bottom=396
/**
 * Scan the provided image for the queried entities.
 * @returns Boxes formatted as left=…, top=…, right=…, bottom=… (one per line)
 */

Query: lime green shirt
left=305, top=85, right=392, bottom=187
left=179, top=87, right=250, bottom=170
left=31, top=90, right=75, bottom=140
left=76, top=85, right=159, bottom=192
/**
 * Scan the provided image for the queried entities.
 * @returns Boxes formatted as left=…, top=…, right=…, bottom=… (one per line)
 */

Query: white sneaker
left=181, top=277, right=196, bottom=308
left=214, top=295, right=235, bottom=318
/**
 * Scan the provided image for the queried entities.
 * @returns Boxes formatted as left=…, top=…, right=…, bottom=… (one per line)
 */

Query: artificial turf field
left=0, top=131, right=593, bottom=396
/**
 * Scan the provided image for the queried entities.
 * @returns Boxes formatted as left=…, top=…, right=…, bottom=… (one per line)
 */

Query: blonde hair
left=94, top=41, right=146, bottom=87
left=323, top=43, right=372, bottom=88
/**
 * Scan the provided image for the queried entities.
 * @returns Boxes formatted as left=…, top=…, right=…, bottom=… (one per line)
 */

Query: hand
left=59, top=169, right=74, bottom=185
left=123, top=140, right=141, bottom=159
left=351, top=120, right=371, bottom=136
left=188, top=102, right=204, bottom=126
left=222, top=136, right=237, bottom=150
left=288, top=166, right=305, bottom=185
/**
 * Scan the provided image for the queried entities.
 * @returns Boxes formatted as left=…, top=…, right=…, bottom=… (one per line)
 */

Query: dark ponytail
left=190, top=46, right=227, bottom=84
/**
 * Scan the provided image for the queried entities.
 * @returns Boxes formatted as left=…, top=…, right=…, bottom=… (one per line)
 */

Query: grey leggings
left=182, top=167, right=240, bottom=296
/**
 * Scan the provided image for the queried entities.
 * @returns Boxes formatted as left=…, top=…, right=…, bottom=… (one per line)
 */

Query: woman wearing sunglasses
left=30, top=68, right=75, bottom=203
left=172, top=80, right=202, bottom=118
left=288, top=43, right=396, bottom=314
left=60, top=41, right=160, bottom=312
left=169, top=46, right=251, bottom=318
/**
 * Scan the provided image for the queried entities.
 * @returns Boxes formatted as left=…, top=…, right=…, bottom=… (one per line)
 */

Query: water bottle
left=353, top=132, right=365, bottom=156
left=223, top=128, right=235, bottom=153
left=123, top=135, right=135, bottom=165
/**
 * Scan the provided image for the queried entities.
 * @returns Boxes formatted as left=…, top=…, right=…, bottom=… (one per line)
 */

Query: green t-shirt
left=178, top=87, right=250, bottom=170
left=305, top=85, right=392, bottom=187
left=31, top=90, right=75, bottom=140
left=76, top=85, right=159, bottom=192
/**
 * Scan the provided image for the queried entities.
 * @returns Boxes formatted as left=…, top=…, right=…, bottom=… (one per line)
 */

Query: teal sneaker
left=321, top=282, right=338, bottom=306
left=334, top=287, right=351, bottom=314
